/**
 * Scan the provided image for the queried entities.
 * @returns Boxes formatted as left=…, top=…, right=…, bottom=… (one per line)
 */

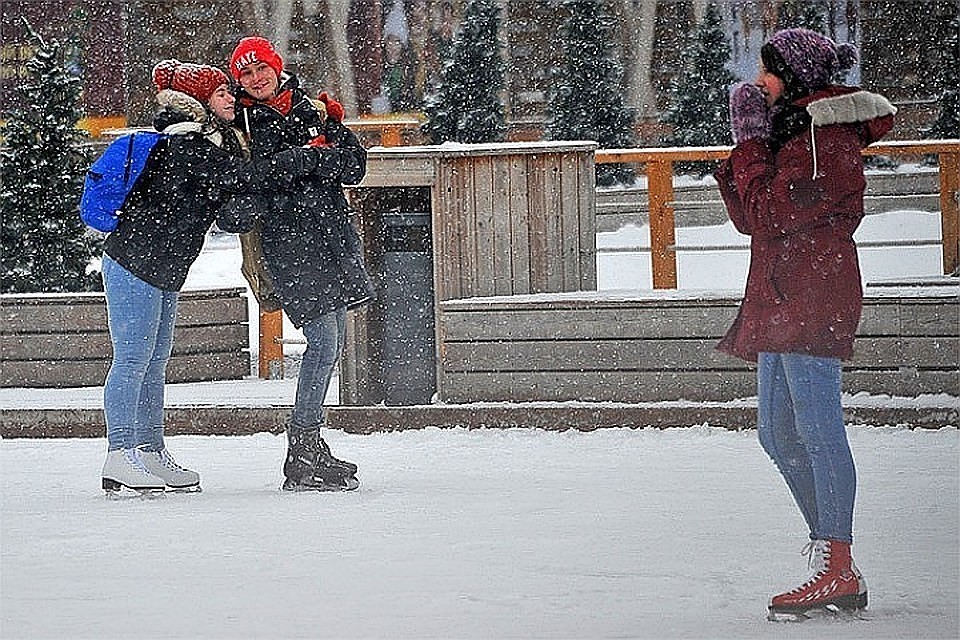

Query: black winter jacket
left=105, top=89, right=336, bottom=291
left=228, top=74, right=375, bottom=327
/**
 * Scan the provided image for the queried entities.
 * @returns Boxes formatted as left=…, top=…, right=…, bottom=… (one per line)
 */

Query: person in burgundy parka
left=714, top=28, right=896, bottom=621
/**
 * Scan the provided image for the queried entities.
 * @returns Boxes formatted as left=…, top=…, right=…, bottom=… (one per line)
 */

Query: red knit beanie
left=152, top=59, right=229, bottom=104
left=230, top=36, right=284, bottom=81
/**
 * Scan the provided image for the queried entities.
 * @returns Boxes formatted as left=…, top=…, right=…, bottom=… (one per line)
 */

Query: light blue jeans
left=757, top=352, right=857, bottom=543
left=102, top=255, right=177, bottom=452
left=290, top=308, right=347, bottom=433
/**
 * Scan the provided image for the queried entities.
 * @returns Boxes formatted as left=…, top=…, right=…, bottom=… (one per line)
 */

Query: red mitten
left=317, top=91, right=344, bottom=122
left=307, top=134, right=334, bottom=148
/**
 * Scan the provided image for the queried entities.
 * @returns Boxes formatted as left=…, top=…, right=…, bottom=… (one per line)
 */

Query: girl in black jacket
left=101, top=60, right=337, bottom=496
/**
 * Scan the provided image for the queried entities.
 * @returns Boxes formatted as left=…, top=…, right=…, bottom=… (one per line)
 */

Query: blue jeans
left=102, top=255, right=177, bottom=452
left=290, top=308, right=346, bottom=432
left=757, top=352, right=857, bottom=543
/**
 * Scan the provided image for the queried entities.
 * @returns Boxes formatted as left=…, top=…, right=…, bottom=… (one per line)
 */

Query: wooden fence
left=0, top=288, right=249, bottom=388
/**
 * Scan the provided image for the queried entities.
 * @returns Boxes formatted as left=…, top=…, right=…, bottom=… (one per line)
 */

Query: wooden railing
left=596, top=139, right=960, bottom=288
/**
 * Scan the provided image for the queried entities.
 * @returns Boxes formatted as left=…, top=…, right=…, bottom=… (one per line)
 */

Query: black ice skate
left=282, top=429, right=359, bottom=492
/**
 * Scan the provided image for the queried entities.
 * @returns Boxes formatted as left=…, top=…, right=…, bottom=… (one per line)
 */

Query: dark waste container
left=379, top=212, right=435, bottom=404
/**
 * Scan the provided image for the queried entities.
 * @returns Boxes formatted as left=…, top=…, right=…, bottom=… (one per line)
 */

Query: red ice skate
left=768, top=539, right=868, bottom=621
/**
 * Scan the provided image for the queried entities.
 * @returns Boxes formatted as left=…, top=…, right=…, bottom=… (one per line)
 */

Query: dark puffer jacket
left=231, top=74, right=375, bottom=327
left=105, top=89, right=335, bottom=291
left=714, top=86, right=895, bottom=362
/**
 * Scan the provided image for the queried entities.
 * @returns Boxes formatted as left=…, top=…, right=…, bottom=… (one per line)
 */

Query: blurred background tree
left=1, top=20, right=100, bottom=294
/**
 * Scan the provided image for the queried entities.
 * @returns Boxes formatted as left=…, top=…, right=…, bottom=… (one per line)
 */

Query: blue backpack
left=80, top=131, right=165, bottom=232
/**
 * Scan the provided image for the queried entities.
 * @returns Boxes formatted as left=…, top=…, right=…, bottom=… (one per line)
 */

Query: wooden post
left=939, top=150, right=960, bottom=275
left=258, top=309, right=284, bottom=379
left=379, top=124, right=402, bottom=147
left=646, top=159, right=678, bottom=289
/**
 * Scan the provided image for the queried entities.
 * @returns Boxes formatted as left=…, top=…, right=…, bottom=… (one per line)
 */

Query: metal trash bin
left=380, top=212, right=435, bottom=404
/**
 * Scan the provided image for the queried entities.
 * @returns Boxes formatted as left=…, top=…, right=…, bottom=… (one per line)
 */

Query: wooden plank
left=176, top=295, right=247, bottom=326
left=442, top=338, right=747, bottom=372
left=898, top=299, right=960, bottom=336
left=899, top=336, right=960, bottom=368
left=0, top=350, right=249, bottom=388
left=434, top=160, right=458, bottom=302
left=527, top=153, right=549, bottom=293
left=472, top=155, right=497, bottom=296
left=577, top=152, right=597, bottom=290
left=544, top=152, right=565, bottom=292
left=439, top=367, right=957, bottom=404
left=559, top=150, right=582, bottom=289
left=357, top=155, right=436, bottom=187
left=0, top=324, right=248, bottom=361
left=0, top=289, right=247, bottom=334
left=491, top=152, right=514, bottom=296
left=1, top=300, right=107, bottom=333
left=439, top=370, right=759, bottom=403
left=508, top=152, right=531, bottom=294
left=441, top=306, right=740, bottom=341
left=843, top=369, right=959, bottom=396
left=462, top=157, right=479, bottom=298
left=443, top=336, right=957, bottom=373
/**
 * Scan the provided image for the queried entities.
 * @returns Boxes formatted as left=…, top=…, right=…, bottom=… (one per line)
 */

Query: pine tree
left=661, top=2, right=735, bottom=176
left=422, top=0, right=506, bottom=144
left=545, top=0, right=636, bottom=186
left=1, top=20, right=99, bottom=293
left=924, top=11, right=959, bottom=139
left=776, top=0, right=828, bottom=32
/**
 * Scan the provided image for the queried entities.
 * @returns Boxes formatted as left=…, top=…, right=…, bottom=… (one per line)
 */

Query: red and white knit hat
left=229, top=36, right=284, bottom=81
left=152, top=59, right=229, bottom=104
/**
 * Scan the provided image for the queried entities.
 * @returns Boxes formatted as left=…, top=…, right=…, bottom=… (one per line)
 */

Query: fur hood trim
left=806, top=90, right=897, bottom=127
left=156, top=88, right=207, bottom=124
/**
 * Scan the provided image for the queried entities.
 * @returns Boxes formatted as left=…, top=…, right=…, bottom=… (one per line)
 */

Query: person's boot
left=282, top=429, right=358, bottom=492
left=138, top=446, right=201, bottom=492
left=768, top=539, right=868, bottom=620
left=101, top=448, right=165, bottom=497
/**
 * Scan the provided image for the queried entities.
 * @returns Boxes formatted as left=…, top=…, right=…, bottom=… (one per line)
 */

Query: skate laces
left=803, top=540, right=831, bottom=573
left=139, top=447, right=187, bottom=472
left=123, top=448, right=153, bottom=474
left=787, top=540, right=831, bottom=594
left=156, top=449, right=189, bottom=472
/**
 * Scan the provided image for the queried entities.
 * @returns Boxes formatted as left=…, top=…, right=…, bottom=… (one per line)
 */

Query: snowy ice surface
left=2, top=426, right=957, bottom=639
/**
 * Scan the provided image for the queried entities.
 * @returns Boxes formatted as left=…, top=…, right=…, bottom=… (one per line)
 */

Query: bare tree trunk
left=237, top=0, right=295, bottom=59
left=619, top=0, right=658, bottom=121
left=322, top=0, right=358, bottom=114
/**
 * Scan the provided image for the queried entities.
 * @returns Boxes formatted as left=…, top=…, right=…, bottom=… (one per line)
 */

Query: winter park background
left=1, top=177, right=958, bottom=638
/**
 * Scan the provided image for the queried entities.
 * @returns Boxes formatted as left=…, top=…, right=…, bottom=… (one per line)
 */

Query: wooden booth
left=342, top=141, right=598, bottom=405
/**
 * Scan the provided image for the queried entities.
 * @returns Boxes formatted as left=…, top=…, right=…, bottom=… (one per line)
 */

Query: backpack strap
left=123, top=133, right=137, bottom=185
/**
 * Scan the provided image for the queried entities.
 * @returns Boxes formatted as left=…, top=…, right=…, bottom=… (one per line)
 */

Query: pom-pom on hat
left=230, top=36, right=284, bottom=81
left=763, top=28, right=858, bottom=92
left=152, top=59, right=229, bottom=104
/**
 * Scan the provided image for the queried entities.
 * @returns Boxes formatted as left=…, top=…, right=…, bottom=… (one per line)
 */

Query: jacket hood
left=156, top=88, right=208, bottom=125
left=804, top=88, right=897, bottom=127
left=793, top=86, right=896, bottom=178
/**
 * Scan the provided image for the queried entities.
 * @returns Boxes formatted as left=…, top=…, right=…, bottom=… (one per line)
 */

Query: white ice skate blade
left=768, top=606, right=868, bottom=623
left=104, top=488, right=166, bottom=501
left=165, top=485, right=202, bottom=494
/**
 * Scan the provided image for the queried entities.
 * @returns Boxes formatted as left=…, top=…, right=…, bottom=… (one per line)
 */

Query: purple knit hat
left=765, top=28, right=858, bottom=91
